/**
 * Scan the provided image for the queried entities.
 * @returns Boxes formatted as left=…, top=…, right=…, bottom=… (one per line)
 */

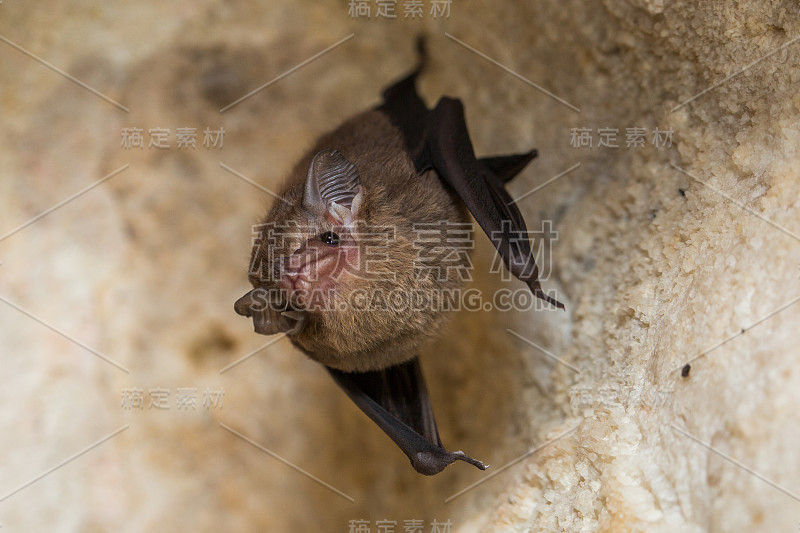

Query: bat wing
left=376, top=40, right=563, bottom=309
left=328, top=357, right=487, bottom=475
left=425, top=98, right=564, bottom=309
left=478, top=151, right=538, bottom=184
left=323, top=41, right=560, bottom=475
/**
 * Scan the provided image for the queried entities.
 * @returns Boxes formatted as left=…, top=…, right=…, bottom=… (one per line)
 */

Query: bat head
left=235, top=150, right=365, bottom=334
left=235, top=130, right=467, bottom=372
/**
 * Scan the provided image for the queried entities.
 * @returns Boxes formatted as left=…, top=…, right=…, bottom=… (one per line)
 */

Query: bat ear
left=303, top=150, right=363, bottom=225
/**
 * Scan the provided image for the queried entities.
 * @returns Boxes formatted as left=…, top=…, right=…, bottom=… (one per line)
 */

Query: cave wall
left=1, top=1, right=798, bottom=531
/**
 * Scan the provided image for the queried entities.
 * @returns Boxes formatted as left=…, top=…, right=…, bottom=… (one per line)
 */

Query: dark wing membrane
left=478, top=150, right=538, bottom=184
left=375, top=38, right=430, bottom=165
left=376, top=42, right=562, bottom=309
left=425, top=97, right=564, bottom=309
left=328, top=357, right=486, bottom=475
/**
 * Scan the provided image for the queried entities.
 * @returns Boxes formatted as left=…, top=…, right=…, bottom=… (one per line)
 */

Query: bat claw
left=533, top=286, right=565, bottom=310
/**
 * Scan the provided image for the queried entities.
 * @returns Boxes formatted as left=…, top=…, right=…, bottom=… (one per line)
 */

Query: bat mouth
left=234, top=289, right=307, bottom=336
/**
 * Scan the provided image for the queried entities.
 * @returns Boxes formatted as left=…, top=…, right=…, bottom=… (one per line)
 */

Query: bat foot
left=411, top=449, right=487, bottom=475
left=451, top=451, right=489, bottom=471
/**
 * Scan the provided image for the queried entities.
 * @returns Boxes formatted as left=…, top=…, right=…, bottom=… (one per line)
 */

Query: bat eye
left=319, top=231, right=340, bottom=246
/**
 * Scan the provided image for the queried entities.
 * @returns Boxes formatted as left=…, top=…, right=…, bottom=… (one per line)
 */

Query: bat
left=234, top=38, right=563, bottom=475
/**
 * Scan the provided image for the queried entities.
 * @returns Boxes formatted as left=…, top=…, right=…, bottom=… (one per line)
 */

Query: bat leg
left=425, top=97, right=564, bottom=309
left=327, top=357, right=487, bottom=475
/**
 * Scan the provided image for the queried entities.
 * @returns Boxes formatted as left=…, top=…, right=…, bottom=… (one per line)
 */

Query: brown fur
left=247, top=110, right=469, bottom=372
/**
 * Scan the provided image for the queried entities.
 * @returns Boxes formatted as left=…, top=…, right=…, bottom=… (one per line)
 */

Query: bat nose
left=234, top=291, right=255, bottom=317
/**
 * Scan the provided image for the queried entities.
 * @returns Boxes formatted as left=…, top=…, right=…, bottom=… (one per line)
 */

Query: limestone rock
left=1, top=1, right=798, bottom=531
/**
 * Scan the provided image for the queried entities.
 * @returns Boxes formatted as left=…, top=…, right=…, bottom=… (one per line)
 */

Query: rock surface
left=1, top=1, right=798, bottom=531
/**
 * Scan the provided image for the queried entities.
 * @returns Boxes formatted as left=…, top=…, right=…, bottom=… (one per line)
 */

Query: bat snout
left=234, top=290, right=256, bottom=317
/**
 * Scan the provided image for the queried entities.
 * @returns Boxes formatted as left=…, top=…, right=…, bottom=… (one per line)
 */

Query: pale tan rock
left=1, top=1, right=798, bottom=532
